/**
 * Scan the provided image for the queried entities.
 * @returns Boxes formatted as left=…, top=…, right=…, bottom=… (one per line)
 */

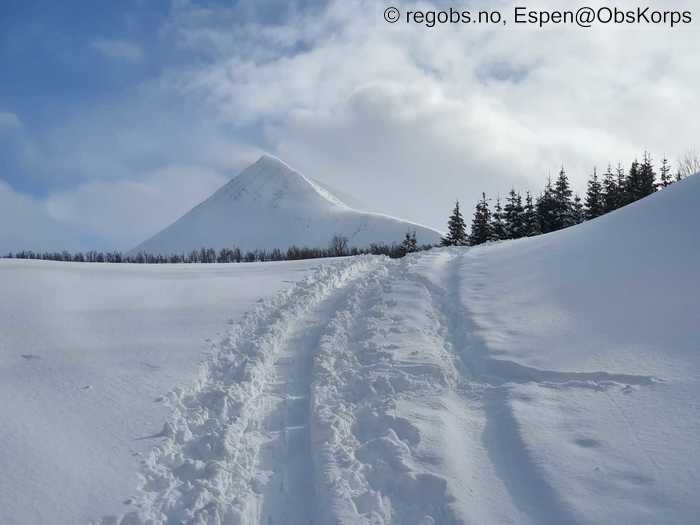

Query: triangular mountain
left=131, top=155, right=442, bottom=254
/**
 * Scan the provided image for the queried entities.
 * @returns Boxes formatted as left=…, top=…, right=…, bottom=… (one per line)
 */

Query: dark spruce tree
left=490, top=197, right=507, bottom=241
left=659, top=157, right=672, bottom=188
left=638, top=152, right=657, bottom=198
left=536, top=178, right=558, bottom=234
left=553, top=167, right=574, bottom=229
left=616, top=163, right=629, bottom=206
left=585, top=167, right=605, bottom=219
left=401, top=231, right=418, bottom=254
left=503, top=189, right=524, bottom=239
left=468, top=193, right=492, bottom=246
left=523, top=191, right=541, bottom=237
left=624, top=159, right=642, bottom=203
left=602, top=164, right=619, bottom=213
left=441, top=201, right=468, bottom=246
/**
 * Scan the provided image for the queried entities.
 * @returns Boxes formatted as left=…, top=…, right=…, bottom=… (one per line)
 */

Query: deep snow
left=132, top=155, right=442, bottom=255
left=0, top=258, right=324, bottom=525
left=456, top=174, right=700, bottom=523
left=119, top=176, right=698, bottom=525
left=2, top=175, right=699, bottom=525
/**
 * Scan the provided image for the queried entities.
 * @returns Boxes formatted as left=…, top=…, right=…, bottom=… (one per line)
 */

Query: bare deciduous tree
left=329, top=235, right=349, bottom=257
left=677, top=149, right=700, bottom=178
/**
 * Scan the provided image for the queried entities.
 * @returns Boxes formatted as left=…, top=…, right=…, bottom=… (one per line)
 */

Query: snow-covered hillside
left=132, top=156, right=441, bottom=255
left=3, top=175, right=698, bottom=525
left=100, top=176, right=696, bottom=524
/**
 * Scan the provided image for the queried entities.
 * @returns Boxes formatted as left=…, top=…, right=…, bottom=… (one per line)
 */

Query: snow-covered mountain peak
left=131, top=156, right=442, bottom=254
left=210, top=155, right=349, bottom=212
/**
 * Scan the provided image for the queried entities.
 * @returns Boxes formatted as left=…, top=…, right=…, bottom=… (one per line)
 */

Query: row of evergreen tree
left=442, top=154, right=687, bottom=246
left=5, top=233, right=428, bottom=264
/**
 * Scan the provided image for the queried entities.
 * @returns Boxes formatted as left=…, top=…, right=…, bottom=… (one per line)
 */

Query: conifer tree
left=585, top=167, right=605, bottom=219
left=401, top=231, right=418, bottom=254
left=638, top=152, right=657, bottom=198
left=536, top=178, right=558, bottom=234
left=623, top=160, right=643, bottom=204
left=490, top=197, right=507, bottom=240
left=659, top=157, right=672, bottom=188
left=503, top=189, right=524, bottom=239
left=553, top=167, right=574, bottom=229
left=441, top=201, right=468, bottom=246
left=602, top=164, right=619, bottom=213
left=616, top=163, right=629, bottom=206
left=523, top=191, right=541, bottom=237
left=468, top=193, right=491, bottom=246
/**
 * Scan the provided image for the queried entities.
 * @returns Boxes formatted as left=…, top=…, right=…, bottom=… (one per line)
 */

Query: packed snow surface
left=2, top=175, right=699, bottom=524
left=132, top=155, right=442, bottom=255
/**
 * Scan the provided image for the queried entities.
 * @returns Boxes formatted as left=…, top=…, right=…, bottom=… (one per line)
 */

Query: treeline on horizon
left=4, top=233, right=430, bottom=264
left=441, top=153, right=693, bottom=247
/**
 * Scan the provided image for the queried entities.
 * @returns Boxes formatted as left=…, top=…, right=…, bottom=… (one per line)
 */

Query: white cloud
left=0, top=181, right=82, bottom=253
left=5, top=0, right=700, bottom=249
left=46, top=165, right=228, bottom=251
left=0, top=165, right=231, bottom=253
left=91, top=39, right=144, bottom=63
left=0, top=111, right=22, bottom=129
left=171, top=0, right=700, bottom=227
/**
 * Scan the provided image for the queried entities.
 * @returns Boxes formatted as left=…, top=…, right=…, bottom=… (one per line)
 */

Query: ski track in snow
left=102, top=249, right=662, bottom=525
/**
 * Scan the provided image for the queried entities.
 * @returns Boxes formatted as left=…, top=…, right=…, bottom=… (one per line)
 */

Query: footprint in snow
left=135, top=421, right=174, bottom=441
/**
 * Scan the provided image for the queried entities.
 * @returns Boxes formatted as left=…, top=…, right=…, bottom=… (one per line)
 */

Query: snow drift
left=457, top=173, right=700, bottom=523
left=131, top=156, right=441, bottom=255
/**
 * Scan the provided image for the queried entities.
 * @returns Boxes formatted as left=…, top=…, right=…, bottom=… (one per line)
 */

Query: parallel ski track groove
left=126, top=255, right=384, bottom=525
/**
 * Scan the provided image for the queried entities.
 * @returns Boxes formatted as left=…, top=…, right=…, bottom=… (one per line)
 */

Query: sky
left=1, top=0, right=699, bottom=252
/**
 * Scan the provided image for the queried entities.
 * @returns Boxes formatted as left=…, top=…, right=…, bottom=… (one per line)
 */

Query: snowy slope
left=4, top=176, right=699, bottom=525
left=0, top=258, right=327, bottom=525
left=132, top=156, right=441, bottom=254
left=455, top=174, right=700, bottom=523
left=106, top=175, right=699, bottom=525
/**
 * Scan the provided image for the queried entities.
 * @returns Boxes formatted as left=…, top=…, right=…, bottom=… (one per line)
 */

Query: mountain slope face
left=132, top=156, right=441, bottom=254
left=114, top=176, right=699, bottom=524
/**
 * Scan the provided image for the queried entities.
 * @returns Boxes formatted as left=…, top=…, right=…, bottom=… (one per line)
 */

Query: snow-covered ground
left=2, top=175, right=699, bottom=525
left=0, top=259, right=325, bottom=525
